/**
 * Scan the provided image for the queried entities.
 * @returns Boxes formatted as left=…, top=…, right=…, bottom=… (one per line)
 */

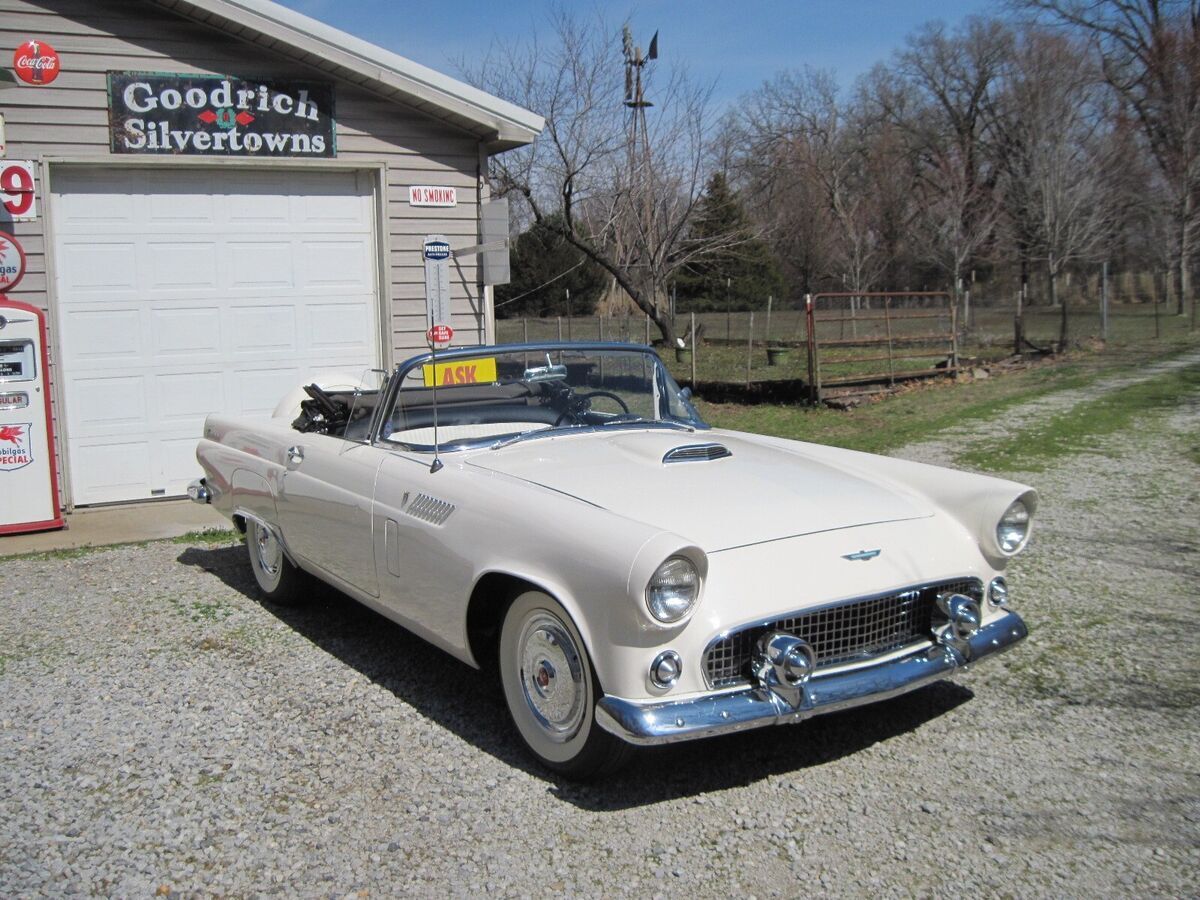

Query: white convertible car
left=190, top=342, right=1032, bottom=777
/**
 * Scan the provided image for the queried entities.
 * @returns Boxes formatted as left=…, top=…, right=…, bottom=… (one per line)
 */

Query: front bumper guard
left=595, top=609, right=1027, bottom=746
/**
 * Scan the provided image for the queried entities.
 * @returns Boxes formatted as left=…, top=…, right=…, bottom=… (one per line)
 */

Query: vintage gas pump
left=0, top=297, right=65, bottom=533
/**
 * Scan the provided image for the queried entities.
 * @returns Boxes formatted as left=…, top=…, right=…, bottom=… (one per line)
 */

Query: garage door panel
left=230, top=305, right=298, bottom=351
left=300, top=191, right=368, bottom=222
left=150, top=307, right=223, bottom=357
left=227, top=190, right=291, bottom=222
left=156, top=371, right=223, bottom=424
left=63, top=309, right=143, bottom=362
left=228, top=242, right=293, bottom=288
left=308, top=303, right=374, bottom=350
left=149, top=241, right=219, bottom=291
left=71, top=375, right=147, bottom=430
left=232, top=368, right=304, bottom=416
left=148, top=188, right=215, bottom=223
left=57, top=241, right=139, bottom=294
left=299, top=240, right=372, bottom=287
left=160, top=437, right=206, bottom=489
left=54, top=166, right=381, bottom=504
left=71, top=441, right=155, bottom=504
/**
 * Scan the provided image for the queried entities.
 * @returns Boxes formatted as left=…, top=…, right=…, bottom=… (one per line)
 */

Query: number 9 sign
left=1, top=162, right=37, bottom=222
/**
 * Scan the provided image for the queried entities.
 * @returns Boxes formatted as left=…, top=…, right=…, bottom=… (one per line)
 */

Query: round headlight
left=997, top=500, right=1031, bottom=554
left=646, top=556, right=699, bottom=623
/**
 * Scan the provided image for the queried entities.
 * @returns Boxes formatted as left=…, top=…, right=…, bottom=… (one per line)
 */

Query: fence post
left=766, top=295, right=773, bottom=344
left=746, top=311, right=754, bottom=388
left=1014, top=285, right=1025, bottom=355
left=726, top=278, right=732, bottom=343
left=1101, top=261, right=1109, bottom=340
left=598, top=315, right=604, bottom=341
left=950, top=302, right=959, bottom=371
left=884, top=296, right=895, bottom=387
left=522, top=317, right=528, bottom=344
left=690, top=311, right=697, bottom=388
left=557, top=316, right=563, bottom=341
left=805, top=294, right=820, bottom=404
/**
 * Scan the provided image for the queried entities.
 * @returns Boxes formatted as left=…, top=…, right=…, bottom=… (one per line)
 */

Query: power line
left=493, top=258, right=586, bottom=310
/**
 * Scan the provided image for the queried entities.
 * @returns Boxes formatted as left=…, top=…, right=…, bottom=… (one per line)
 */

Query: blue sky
left=275, top=0, right=1003, bottom=108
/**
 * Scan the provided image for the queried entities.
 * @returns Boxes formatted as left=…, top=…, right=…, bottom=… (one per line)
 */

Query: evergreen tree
left=675, top=172, right=784, bottom=312
left=494, top=215, right=608, bottom=318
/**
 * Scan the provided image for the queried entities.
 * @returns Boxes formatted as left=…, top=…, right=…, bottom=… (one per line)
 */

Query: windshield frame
left=375, top=342, right=708, bottom=453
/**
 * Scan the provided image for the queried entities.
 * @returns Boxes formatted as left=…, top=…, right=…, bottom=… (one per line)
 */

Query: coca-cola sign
left=13, top=39, right=60, bottom=86
left=107, top=72, right=336, bottom=158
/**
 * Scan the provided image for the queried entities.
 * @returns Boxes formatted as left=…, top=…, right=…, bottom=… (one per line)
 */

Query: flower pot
left=766, top=347, right=790, bottom=366
left=675, top=347, right=693, bottom=364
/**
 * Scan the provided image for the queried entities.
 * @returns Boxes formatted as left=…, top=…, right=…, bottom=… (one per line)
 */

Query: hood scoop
left=662, top=443, right=732, bottom=464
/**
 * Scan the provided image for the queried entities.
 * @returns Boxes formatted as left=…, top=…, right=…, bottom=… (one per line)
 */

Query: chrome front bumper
left=595, top=609, right=1027, bottom=746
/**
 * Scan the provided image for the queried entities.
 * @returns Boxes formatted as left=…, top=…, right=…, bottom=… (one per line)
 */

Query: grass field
left=695, top=339, right=1200, bottom=456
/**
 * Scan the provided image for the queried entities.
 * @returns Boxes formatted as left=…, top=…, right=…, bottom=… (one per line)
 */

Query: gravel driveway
left=2, top=356, right=1198, bottom=898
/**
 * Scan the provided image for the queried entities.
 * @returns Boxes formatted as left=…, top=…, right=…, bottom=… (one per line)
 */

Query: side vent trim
left=662, top=443, right=733, bottom=464
left=405, top=493, right=456, bottom=525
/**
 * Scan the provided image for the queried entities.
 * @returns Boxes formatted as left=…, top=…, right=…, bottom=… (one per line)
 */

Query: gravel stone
left=1, top=351, right=1197, bottom=896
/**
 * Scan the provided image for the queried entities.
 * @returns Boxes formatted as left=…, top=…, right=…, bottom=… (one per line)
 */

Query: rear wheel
left=245, top=520, right=309, bottom=605
left=498, top=590, right=633, bottom=779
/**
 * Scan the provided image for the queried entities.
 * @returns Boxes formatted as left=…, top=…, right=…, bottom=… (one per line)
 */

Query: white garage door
left=51, top=166, right=381, bottom=505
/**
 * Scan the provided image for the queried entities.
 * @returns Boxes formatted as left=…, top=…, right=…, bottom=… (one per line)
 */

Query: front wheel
left=498, top=590, right=633, bottom=779
left=245, top=520, right=310, bottom=605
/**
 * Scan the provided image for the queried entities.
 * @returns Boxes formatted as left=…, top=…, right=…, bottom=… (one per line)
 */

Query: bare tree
left=463, top=11, right=729, bottom=346
left=989, top=27, right=1120, bottom=348
left=1022, top=0, right=1199, bottom=315
left=737, top=69, right=891, bottom=296
left=874, top=18, right=1012, bottom=299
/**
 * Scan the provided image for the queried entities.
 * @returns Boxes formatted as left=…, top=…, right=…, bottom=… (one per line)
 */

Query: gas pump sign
left=0, top=299, right=64, bottom=534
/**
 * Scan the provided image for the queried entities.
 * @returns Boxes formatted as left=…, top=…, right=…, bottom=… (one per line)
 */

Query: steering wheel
left=552, top=390, right=631, bottom=426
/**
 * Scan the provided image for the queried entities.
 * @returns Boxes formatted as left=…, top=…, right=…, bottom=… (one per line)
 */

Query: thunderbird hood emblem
left=842, top=548, right=882, bottom=561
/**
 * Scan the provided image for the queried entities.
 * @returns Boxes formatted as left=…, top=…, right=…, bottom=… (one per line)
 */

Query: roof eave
left=148, top=0, right=543, bottom=152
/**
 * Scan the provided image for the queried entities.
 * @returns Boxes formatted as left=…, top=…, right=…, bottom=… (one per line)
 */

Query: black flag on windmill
left=647, top=30, right=659, bottom=60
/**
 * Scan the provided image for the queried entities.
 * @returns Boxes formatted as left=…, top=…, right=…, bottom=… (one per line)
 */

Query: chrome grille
left=704, top=579, right=983, bottom=688
left=662, top=443, right=732, bottom=464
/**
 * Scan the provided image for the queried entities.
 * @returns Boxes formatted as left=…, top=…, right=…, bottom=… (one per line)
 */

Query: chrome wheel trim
left=253, top=523, right=283, bottom=581
left=517, top=612, right=586, bottom=743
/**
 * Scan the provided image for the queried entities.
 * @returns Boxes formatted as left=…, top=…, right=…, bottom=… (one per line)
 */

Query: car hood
left=467, top=428, right=933, bottom=551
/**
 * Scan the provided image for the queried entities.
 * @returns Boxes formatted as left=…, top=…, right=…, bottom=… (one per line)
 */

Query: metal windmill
left=622, top=26, right=658, bottom=179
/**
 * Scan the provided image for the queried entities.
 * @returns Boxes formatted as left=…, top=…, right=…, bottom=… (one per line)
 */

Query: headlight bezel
left=996, top=498, right=1032, bottom=555
left=645, top=555, right=701, bottom=623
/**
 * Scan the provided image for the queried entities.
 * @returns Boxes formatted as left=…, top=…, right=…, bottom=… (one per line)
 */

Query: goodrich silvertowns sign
left=107, top=72, right=336, bottom=157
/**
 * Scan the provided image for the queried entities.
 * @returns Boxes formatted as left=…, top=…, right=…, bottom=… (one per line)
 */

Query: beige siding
left=1, top=0, right=488, bottom=357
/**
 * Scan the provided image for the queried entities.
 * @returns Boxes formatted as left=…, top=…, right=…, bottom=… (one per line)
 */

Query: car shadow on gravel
left=179, top=545, right=975, bottom=809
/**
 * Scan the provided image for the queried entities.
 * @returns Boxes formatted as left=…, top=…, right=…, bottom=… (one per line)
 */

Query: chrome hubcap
left=518, top=613, right=585, bottom=742
left=254, top=524, right=282, bottom=578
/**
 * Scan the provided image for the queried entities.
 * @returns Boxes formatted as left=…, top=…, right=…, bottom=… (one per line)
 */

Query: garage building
left=0, top=0, right=541, bottom=506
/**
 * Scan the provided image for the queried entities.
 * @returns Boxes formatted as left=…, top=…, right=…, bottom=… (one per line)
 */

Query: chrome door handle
left=286, top=445, right=304, bottom=465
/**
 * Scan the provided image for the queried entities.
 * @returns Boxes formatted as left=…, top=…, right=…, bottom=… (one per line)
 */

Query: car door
left=371, top=451, right=481, bottom=655
left=276, top=435, right=387, bottom=597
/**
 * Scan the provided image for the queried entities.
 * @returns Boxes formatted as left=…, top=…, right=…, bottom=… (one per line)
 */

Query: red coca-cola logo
left=13, top=39, right=61, bottom=85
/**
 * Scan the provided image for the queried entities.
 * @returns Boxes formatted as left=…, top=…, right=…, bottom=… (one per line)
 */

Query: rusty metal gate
left=805, top=292, right=958, bottom=402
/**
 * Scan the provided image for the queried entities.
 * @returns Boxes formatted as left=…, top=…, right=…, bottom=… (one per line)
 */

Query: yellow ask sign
left=421, top=357, right=498, bottom=387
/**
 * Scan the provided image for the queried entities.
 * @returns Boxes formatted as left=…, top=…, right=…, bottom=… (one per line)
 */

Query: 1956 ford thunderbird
left=190, top=342, right=1032, bottom=777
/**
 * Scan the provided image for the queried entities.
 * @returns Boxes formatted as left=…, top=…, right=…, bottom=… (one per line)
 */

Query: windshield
left=380, top=344, right=705, bottom=451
